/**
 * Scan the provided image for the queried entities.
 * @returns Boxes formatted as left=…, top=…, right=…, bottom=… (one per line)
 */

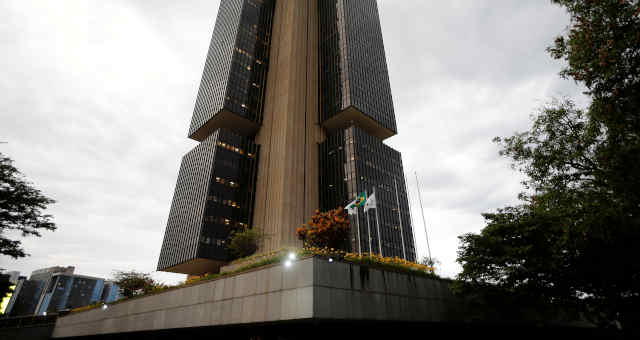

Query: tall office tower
left=158, top=0, right=416, bottom=275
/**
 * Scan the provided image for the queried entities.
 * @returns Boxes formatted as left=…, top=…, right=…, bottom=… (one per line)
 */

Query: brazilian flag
left=353, top=192, right=367, bottom=207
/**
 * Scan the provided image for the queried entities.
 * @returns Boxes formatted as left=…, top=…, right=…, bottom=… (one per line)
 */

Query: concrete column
left=253, top=0, right=324, bottom=253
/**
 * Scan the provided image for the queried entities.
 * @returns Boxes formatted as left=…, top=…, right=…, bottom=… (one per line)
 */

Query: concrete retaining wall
left=313, top=258, right=461, bottom=321
left=53, top=257, right=459, bottom=338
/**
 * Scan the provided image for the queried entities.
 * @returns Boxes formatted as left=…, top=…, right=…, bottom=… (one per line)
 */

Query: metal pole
left=394, top=178, right=407, bottom=260
left=404, top=172, right=419, bottom=262
left=365, top=190, right=372, bottom=254
left=414, top=172, right=432, bottom=262
left=373, top=187, right=383, bottom=257
left=355, top=208, right=362, bottom=254
left=366, top=209, right=372, bottom=254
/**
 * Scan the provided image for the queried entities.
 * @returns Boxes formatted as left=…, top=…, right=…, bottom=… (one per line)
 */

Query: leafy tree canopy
left=419, top=256, right=440, bottom=268
left=227, top=227, right=260, bottom=258
left=112, top=270, right=158, bottom=299
left=0, top=152, right=56, bottom=258
left=455, top=0, right=640, bottom=329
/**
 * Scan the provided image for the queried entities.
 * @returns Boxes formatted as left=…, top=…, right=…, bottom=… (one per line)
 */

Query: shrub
left=296, top=207, right=350, bottom=250
left=112, top=270, right=157, bottom=298
left=228, top=227, right=260, bottom=258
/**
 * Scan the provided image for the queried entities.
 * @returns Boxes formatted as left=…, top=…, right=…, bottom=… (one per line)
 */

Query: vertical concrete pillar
left=253, top=0, right=325, bottom=253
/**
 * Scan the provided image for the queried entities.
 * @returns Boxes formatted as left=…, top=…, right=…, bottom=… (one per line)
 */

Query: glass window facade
left=157, top=129, right=259, bottom=272
left=7, top=271, right=114, bottom=316
left=7, top=280, right=44, bottom=316
left=320, top=126, right=416, bottom=261
left=39, top=275, right=103, bottom=314
left=318, top=0, right=397, bottom=134
left=189, top=0, right=275, bottom=140
left=100, top=282, right=121, bottom=303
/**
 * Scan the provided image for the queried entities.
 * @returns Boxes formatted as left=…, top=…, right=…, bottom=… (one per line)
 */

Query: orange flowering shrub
left=296, top=207, right=350, bottom=250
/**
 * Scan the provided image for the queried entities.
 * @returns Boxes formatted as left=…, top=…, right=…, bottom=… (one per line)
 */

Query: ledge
left=161, top=258, right=226, bottom=276
left=189, top=109, right=260, bottom=141
left=321, top=106, right=396, bottom=140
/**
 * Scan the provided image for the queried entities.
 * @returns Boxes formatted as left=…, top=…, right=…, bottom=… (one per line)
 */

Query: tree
left=227, top=227, right=260, bottom=258
left=419, top=256, right=440, bottom=268
left=112, top=270, right=157, bottom=298
left=296, top=207, right=350, bottom=250
left=455, top=0, right=640, bottom=330
left=547, top=0, right=640, bottom=210
left=0, top=152, right=56, bottom=258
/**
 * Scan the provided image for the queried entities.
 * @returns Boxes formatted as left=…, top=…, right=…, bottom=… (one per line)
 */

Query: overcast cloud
left=0, top=1, right=586, bottom=283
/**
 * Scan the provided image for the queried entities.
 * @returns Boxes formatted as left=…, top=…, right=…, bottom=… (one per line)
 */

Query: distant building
left=0, top=273, right=16, bottom=314
left=4, top=278, right=43, bottom=316
left=29, top=266, right=75, bottom=313
left=4, top=267, right=121, bottom=317
left=1, top=272, right=25, bottom=316
left=37, top=274, right=105, bottom=315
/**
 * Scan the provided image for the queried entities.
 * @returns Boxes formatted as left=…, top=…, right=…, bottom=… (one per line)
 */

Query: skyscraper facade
left=158, top=0, right=416, bottom=275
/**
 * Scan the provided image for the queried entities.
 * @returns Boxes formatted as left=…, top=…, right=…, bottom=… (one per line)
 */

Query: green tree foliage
left=227, top=227, right=260, bottom=258
left=112, top=270, right=157, bottom=299
left=419, top=256, right=440, bottom=268
left=0, top=152, right=56, bottom=258
left=456, top=0, right=640, bottom=329
left=548, top=0, right=640, bottom=205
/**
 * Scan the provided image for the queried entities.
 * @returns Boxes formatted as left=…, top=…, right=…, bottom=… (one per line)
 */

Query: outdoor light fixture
left=288, top=252, right=296, bottom=260
left=43, top=312, right=47, bottom=316
left=328, top=258, right=333, bottom=263
left=284, top=260, right=292, bottom=267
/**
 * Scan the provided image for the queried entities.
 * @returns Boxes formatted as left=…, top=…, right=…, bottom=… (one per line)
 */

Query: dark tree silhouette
left=0, top=152, right=56, bottom=258
left=456, top=0, right=640, bottom=329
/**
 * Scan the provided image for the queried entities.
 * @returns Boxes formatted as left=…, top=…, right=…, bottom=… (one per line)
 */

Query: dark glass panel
left=318, top=0, right=397, bottom=134
left=319, top=126, right=416, bottom=261
left=189, top=0, right=275, bottom=139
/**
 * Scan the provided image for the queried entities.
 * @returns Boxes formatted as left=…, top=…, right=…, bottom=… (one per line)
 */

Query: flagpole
left=394, top=178, right=407, bottom=260
left=404, top=171, right=419, bottom=262
left=373, top=187, right=383, bottom=257
left=365, top=190, right=372, bottom=253
left=355, top=208, right=362, bottom=254
left=415, top=171, right=432, bottom=262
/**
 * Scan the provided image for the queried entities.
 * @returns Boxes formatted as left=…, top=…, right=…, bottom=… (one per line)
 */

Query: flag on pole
left=345, top=192, right=367, bottom=215
left=364, top=191, right=377, bottom=212
left=345, top=199, right=357, bottom=215
left=354, top=192, right=367, bottom=207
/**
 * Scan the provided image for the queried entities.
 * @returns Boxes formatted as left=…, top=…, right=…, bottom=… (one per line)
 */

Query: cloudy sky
left=0, top=0, right=586, bottom=284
